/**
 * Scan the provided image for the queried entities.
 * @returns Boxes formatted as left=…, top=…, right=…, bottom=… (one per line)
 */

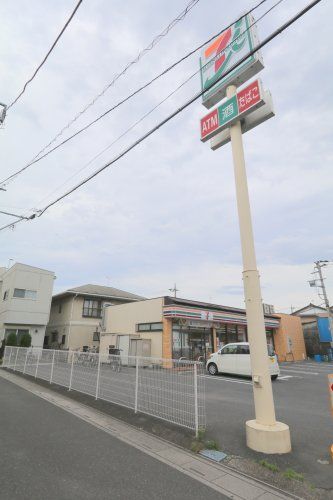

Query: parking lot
left=204, top=360, right=333, bottom=489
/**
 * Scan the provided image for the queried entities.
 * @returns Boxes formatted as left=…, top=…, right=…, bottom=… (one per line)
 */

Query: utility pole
left=227, top=84, right=291, bottom=454
left=0, top=102, right=6, bottom=124
left=169, top=284, right=179, bottom=298
left=313, top=261, right=333, bottom=339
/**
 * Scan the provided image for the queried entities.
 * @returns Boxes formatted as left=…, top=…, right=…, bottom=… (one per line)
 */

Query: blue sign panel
left=317, top=317, right=332, bottom=342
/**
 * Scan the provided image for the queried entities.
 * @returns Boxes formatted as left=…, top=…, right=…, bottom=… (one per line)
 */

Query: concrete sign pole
left=227, top=84, right=291, bottom=454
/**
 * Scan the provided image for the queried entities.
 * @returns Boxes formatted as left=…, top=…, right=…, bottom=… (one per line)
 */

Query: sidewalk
left=0, top=369, right=296, bottom=500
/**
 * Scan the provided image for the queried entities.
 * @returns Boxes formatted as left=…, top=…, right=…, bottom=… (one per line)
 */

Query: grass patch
left=283, top=468, right=304, bottom=482
left=259, top=459, right=279, bottom=473
left=205, top=440, right=219, bottom=451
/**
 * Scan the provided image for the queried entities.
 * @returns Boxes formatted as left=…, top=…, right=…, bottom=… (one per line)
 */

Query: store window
left=172, top=325, right=213, bottom=361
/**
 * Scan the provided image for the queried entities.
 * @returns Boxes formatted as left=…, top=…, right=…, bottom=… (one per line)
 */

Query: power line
left=1, top=0, right=323, bottom=232
left=35, top=0, right=322, bottom=218
left=2, top=0, right=201, bottom=187
left=0, top=0, right=269, bottom=188
left=7, top=0, right=84, bottom=110
left=35, top=0, right=281, bottom=207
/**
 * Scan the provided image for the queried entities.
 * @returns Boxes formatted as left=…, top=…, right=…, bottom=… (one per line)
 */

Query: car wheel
left=208, top=363, right=218, bottom=376
left=271, top=374, right=278, bottom=380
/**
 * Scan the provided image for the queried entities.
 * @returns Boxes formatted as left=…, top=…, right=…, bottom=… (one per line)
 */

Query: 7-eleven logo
left=201, top=18, right=247, bottom=91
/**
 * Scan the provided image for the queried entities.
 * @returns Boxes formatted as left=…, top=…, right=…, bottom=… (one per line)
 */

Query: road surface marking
left=200, top=375, right=252, bottom=385
left=280, top=369, right=319, bottom=375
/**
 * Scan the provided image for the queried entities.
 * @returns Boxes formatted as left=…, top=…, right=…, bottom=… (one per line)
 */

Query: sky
left=0, top=0, right=332, bottom=313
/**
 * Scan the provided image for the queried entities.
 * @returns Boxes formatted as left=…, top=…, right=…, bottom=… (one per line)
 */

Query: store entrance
left=172, top=324, right=213, bottom=361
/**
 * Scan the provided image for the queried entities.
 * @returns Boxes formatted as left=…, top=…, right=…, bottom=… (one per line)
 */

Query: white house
left=0, top=263, right=55, bottom=348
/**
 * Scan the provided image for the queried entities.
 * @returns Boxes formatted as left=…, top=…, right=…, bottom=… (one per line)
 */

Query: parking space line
left=200, top=375, right=252, bottom=385
left=280, top=369, right=319, bottom=375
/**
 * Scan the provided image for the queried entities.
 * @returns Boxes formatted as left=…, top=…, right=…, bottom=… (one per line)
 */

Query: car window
left=267, top=344, right=275, bottom=356
left=222, top=345, right=238, bottom=354
left=237, top=345, right=250, bottom=354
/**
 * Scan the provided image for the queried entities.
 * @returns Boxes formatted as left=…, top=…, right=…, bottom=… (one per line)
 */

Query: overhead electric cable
left=34, top=0, right=321, bottom=218
left=35, top=0, right=282, bottom=206
left=12, top=0, right=200, bottom=165
left=0, top=0, right=269, bottom=188
left=7, top=0, right=84, bottom=110
left=1, top=0, right=322, bottom=232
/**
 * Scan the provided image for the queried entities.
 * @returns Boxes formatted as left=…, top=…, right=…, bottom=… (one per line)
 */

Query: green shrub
left=19, top=333, right=32, bottom=347
left=6, top=332, right=17, bottom=346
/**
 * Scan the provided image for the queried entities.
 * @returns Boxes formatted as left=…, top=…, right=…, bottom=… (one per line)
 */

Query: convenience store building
left=100, top=296, right=304, bottom=362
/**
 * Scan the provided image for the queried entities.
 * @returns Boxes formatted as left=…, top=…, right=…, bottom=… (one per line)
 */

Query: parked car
left=206, top=342, right=280, bottom=380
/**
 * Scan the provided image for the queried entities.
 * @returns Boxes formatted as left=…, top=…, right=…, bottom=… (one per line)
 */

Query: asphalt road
left=0, top=376, right=227, bottom=500
left=204, top=360, right=333, bottom=489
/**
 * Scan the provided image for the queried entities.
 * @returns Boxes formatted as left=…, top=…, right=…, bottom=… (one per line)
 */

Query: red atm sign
left=200, top=79, right=263, bottom=142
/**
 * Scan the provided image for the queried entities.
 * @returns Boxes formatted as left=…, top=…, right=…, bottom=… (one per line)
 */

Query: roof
left=292, top=303, right=329, bottom=316
left=163, top=296, right=277, bottom=319
left=53, top=284, right=145, bottom=301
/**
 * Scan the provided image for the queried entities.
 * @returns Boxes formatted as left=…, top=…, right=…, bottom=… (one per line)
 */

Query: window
left=17, top=329, right=29, bottom=343
left=61, top=335, right=66, bottom=345
left=51, top=332, right=58, bottom=342
left=237, top=345, right=250, bottom=354
left=58, top=303, right=62, bottom=313
left=3, top=290, right=9, bottom=301
left=82, top=299, right=102, bottom=318
left=5, top=329, right=17, bottom=340
left=222, top=344, right=238, bottom=354
left=137, top=322, right=163, bottom=332
left=44, top=336, right=49, bottom=346
left=13, top=288, right=37, bottom=299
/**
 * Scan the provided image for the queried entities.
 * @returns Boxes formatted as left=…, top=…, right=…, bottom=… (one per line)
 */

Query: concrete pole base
left=246, top=420, right=291, bottom=454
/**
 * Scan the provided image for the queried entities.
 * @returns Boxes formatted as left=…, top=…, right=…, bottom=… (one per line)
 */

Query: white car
left=206, top=342, right=280, bottom=380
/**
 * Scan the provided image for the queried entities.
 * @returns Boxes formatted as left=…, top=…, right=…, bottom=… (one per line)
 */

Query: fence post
left=7, top=347, right=13, bottom=368
left=35, top=350, right=40, bottom=378
left=134, top=356, right=139, bottom=413
left=68, top=351, right=75, bottom=390
left=194, top=363, right=199, bottom=437
left=23, top=349, right=28, bottom=374
left=95, top=353, right=101, bottom=400
left=13, top=347, right=19, bottom=371
left=50, top=350, right=55, bottom=384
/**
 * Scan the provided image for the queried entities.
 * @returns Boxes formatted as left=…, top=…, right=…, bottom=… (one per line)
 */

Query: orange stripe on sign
left=205, top=29, right=231, bottom=59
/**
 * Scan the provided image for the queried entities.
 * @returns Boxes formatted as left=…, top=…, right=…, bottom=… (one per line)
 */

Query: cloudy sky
left=0, top=0, right=332, bottom=312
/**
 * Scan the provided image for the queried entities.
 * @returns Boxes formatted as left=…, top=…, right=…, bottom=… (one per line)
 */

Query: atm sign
left=200, top=79, right=263, bottom=142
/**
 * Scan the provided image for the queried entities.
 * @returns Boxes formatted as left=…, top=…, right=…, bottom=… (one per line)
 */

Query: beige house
left=0, top=262, right=55, bottom=348
left=45, top=284, right=144, bottom=350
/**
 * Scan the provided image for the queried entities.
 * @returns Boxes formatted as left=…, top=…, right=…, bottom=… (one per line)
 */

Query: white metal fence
left=2, top=346, right=205, bottom=434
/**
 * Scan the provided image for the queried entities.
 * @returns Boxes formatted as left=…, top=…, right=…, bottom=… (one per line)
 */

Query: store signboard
left=200, top=79, right=264, bottom=142
left=200, top=14, right=264, bottom=109
left=210, top=90, right=274, bottom=150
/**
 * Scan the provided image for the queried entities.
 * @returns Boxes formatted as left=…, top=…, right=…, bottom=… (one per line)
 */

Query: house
left=0, top=263, right=55, bottom=348
left=292, top=303, right=333, bottom=359
left=99, top=296, right=304, bottom=361
left=45, top=284, right=145, bottom=350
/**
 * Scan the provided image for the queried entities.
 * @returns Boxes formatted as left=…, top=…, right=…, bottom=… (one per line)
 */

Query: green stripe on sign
left=218, top=95, right=238, bottom=126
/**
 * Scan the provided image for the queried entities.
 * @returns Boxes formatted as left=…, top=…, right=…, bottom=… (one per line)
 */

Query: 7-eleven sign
left=200, top=14, right=264, bottom=109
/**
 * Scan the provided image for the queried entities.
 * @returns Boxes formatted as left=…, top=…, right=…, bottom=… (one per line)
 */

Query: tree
left=19, top=333, right=31, bottom=347
left=6, top=333, right=17, bottom=346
